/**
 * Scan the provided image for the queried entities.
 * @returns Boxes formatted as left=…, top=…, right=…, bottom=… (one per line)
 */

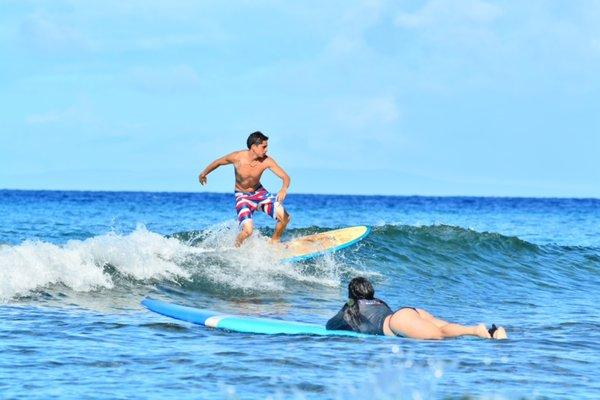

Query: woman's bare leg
left=414, top=308, right=449, bottom=328
left=387, top=308, right=506, bottom=340
left=414, top=308, right=489, bottom=338
left=440, top=323, right=490, bottom=338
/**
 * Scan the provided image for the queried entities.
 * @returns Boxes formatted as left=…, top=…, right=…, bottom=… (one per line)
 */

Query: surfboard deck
left=281, top=225, right=370, bottom=263
left=142, top=298, right=367, bottom=337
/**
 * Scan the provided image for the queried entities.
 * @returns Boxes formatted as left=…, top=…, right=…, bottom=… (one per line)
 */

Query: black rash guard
left=326, top=298, right=394, bottom=335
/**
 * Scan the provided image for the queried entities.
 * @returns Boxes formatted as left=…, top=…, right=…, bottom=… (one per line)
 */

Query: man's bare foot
left=269, top=239, right=289, bottom=248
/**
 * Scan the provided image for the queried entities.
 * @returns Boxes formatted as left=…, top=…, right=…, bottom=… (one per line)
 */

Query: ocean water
left=1, top=190, right=599, bottom=399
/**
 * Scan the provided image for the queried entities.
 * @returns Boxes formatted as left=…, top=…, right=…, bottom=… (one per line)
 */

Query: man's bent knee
left=275, top=204, right=290, bottom=224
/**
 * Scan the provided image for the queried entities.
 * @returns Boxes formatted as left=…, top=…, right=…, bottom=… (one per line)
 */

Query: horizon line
left=1, top=187, right=598, bottom=201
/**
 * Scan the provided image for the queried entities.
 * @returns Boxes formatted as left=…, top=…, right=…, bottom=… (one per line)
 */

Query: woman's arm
left=326, top=304, right=352, bottom=331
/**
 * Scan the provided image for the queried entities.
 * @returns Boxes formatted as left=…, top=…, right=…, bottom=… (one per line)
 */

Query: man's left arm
left=268, top=158, right=291, bottom=203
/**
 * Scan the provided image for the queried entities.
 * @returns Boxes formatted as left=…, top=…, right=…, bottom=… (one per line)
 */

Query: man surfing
left=199, top=131, right=291, bottom=246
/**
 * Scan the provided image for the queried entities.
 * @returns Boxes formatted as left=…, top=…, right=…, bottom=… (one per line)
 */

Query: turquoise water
left=1, top=190, right=599, bottom=399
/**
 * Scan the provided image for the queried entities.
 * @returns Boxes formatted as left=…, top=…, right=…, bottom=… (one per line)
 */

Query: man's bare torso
left=232, top=150, right=271, bottom=192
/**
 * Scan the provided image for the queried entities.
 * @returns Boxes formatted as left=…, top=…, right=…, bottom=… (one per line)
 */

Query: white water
left=0, top=223, right=367, bottom=302
left=0, top=225, right=190, bottom=301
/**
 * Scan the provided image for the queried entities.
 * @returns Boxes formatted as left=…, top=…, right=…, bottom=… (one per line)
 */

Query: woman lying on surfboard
left=327, top=277, right=507, bottom=340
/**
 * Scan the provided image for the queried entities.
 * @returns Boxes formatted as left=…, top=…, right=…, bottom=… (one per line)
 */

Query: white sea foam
left=0, top=225, right=191, bottom=301
left=189, top=221, right=347, bottom=292
left=0, top=223, right=357, bottom=301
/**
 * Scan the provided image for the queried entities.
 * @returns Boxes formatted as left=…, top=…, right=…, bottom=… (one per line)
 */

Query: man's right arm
left=199, top=152, right=237, bottom=186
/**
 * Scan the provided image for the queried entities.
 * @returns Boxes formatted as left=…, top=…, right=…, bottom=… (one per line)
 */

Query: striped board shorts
left=234, top=186, right=279, bottom=226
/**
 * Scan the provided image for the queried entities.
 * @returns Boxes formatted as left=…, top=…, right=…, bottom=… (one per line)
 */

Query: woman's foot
left=481, top=324, right=508, bottom=340
left=475, top=324, right=492, bottom=338
left=492, top=326, right=508, bottom=339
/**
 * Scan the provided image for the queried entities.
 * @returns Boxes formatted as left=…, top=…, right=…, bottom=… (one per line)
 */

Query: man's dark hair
left=247, top=131, right=269, bottom=149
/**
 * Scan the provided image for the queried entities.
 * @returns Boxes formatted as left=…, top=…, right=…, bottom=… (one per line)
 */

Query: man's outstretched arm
left=268, top=158, right=291, bottom=202
left=199, top=152, right=236, bottom=186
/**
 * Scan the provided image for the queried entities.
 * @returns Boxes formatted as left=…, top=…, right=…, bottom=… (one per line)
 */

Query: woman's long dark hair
left=344, top=277, right=375, bottom=330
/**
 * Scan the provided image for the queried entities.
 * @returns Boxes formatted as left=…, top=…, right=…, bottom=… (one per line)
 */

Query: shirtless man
left=198, top=131, right=291, bottom=246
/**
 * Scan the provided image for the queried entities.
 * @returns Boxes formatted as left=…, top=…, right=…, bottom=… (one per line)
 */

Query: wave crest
left=0, top=225, right=191, bottom=301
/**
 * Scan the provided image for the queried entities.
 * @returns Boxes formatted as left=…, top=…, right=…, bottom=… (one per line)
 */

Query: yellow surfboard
left=282, top=226, right=370, bottom=263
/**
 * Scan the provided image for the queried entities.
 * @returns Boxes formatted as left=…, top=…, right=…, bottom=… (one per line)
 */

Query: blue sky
left=1, top=0, right=598, bottom=197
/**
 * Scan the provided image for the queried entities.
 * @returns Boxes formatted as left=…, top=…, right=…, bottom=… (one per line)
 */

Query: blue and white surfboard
left=142, top=298, right=366, bottom=337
